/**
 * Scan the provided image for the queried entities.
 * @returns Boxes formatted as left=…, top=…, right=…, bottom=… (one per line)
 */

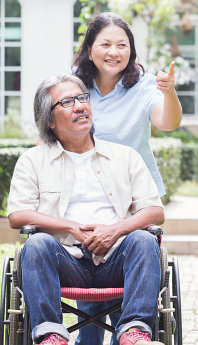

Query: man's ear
left=87, top=46, right=92, bottom=61
left=48, top=122, right=55, bottom=129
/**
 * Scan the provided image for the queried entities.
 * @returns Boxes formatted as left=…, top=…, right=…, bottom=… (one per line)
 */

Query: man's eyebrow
left=61, top=93, right=83, bottom=99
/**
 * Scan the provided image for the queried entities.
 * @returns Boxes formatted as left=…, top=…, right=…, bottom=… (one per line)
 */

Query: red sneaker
left=39, top=333, right=68, bottom=345
left=119, top=329, right=164, bottom=345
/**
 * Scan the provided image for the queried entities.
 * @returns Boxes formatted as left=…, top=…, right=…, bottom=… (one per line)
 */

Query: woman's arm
left=151, top=61, right=182, bottom=131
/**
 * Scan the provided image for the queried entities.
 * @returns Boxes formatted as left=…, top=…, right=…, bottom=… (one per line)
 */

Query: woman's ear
left=88, top=46, right=93, bottom=61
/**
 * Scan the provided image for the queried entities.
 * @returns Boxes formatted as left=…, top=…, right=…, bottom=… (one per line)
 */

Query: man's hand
left=81, top=224, right=120, bottom=256
left=156, top=61, right=175, bottom=94
left=71, top=224, right=94, bottom=243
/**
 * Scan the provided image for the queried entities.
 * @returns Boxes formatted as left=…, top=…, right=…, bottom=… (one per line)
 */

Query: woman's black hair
left=73, top=12, right=144, bottom=89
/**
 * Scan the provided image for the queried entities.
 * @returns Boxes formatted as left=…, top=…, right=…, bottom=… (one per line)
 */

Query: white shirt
left=64, top=148, right=119, bottom=227
left=7, top=137, right=163, bottom=265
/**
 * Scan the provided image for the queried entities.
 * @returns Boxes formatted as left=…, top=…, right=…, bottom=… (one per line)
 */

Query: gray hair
left=34, top=74, right=88, bottom=144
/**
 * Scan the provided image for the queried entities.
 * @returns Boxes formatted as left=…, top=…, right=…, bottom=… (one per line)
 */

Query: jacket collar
left=48, top=136, right=111, bottom=162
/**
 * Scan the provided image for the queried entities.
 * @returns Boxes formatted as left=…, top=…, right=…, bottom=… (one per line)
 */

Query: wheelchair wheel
left=171, top=257, right=182, bottom=345
left=0, top=256, right=12, bottom=345
left=9, top=248, right=22, bottom=345
left=160, top=247, right=172, bottom=345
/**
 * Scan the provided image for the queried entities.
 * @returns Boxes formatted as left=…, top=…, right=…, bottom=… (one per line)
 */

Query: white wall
left=19, top=0, right=75, bottom=136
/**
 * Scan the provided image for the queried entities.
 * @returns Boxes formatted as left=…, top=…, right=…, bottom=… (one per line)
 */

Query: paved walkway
left=68, top=254, right=198, bottom=345
left=164, top=195, right=198, bottom=220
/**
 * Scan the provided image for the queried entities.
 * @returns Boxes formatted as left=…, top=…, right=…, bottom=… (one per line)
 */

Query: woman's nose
left=108, top=45, right=118, bottom=56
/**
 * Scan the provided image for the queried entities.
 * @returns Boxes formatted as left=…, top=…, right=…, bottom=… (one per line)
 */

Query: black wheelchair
left=0, top=225, right=182, bottom=345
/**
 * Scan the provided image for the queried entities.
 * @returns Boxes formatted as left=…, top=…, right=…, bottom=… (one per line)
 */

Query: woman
left=73, top=12, right=182, bottom=345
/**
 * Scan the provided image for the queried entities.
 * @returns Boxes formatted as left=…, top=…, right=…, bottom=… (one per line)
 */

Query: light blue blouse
left=89, top=73, right=165, bottom=196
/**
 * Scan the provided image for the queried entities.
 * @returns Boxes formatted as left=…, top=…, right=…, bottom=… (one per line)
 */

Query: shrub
left=0, top=138, right=35, bottom=148
left=180, top=143, right=198, bottom=182
left=0, top=139, right=35, bottom=216
left=151, top=126, right=197, bottom=143
left=151, top=138, right=182, bottom=204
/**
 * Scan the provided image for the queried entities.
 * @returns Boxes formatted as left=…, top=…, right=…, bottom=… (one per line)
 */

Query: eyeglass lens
left=62, top=93, right=90, bottom=108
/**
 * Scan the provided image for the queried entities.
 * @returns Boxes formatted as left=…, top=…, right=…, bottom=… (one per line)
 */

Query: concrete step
left=161, top=219, right=198, bottom=235
left=162, top=235, right=198, bottom=255
left=0, top=217, right=25, bottom=244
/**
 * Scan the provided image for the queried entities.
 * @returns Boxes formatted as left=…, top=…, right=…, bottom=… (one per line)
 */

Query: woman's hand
left=156, top=61, right=175, bottom=94
left=151, top=60, right=182, bottom=130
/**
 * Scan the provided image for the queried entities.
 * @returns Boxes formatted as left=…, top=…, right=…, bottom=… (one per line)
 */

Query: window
left=170, top=15, right=198, bottom=117
left=0, top=0, right=21, bottom=131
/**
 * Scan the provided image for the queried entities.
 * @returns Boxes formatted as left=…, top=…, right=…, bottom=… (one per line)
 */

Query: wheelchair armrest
left=20, top=225, right=37, bottom=238
left=147, top=225, right=163, bottom=236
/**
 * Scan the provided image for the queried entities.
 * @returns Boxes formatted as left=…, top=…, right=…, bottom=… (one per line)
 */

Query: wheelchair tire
left=171, top=256, right=183, bottom=345
left=9, top=248, right=22, bottom=345
left=0, top=256, right=12, bottom=345
left=160, top=247, right=172, bottom=345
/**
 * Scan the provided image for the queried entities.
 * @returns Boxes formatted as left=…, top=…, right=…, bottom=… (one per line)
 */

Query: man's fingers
left=82, top=237, right=92, bottom=248
left=80, top=224, right=94, bottom=231
left=168, top=61, right=175, bottom=76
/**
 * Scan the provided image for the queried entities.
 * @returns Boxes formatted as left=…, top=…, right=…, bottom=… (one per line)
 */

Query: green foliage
left=0, top=140, right=35, bottom=215
left=77, top=0, right=109, bottom=42
left=151, top=138, right=182, bottom=204
left=109, top=0, right=176, bottom=27
left=0, top=148, right=26, bottom=215
left=180, top=143, right=198, bottom=182
left=169, top=130, right=198, bottom=143
left=151, top=128, right=198, bottom=185
left=151, top=127, right=198, bottom=143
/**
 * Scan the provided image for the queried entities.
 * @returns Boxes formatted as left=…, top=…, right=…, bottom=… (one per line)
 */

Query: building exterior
left=0, top=0, right=198, bottom=137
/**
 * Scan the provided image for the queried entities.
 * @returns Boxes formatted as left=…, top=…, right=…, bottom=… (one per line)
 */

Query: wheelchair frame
left=0, top=225, right=182, bottom=345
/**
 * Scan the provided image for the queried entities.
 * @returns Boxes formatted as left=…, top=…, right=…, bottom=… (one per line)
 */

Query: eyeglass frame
left=51, top=92, right=90, bottom=111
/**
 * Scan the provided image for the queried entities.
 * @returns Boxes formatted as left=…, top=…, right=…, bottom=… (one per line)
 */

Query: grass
left=174, top=180, right=198, bottom=197
left=0, top=242, right=77, bottom=327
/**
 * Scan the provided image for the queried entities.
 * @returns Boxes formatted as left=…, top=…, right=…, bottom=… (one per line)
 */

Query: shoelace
left=40, top=333, right=66, bottom=344
left=121, top=329, right=151, bottom=344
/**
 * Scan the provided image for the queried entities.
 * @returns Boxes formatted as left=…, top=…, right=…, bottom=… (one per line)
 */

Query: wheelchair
left=0, top=225, right=182, bottom=345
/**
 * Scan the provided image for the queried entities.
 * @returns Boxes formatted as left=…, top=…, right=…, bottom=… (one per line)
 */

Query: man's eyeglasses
left=51, top=93, right=90, bottom=110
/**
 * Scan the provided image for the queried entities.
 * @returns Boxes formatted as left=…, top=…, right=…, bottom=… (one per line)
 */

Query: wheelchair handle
left=20, top=225, right=37, bottom=237
left=147, top=225, right=163, bottom=236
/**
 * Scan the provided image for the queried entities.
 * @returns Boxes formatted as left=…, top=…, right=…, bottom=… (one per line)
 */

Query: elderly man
left=7, top=74, right=164, bottom=345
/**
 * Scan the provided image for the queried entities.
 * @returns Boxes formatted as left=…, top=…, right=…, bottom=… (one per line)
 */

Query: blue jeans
left=21, top=230, right=160, bottom=344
